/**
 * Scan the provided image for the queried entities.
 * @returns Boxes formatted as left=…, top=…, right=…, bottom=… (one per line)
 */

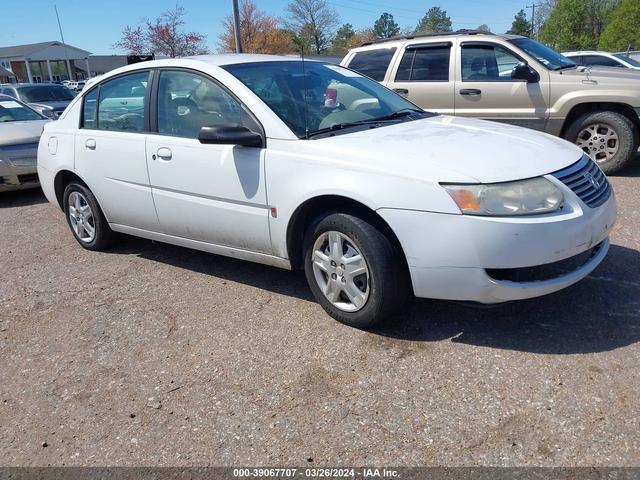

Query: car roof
left=563, top=51, right=615, bottom=56
left=356, top=29, right=525, bottom=48
left=181, top=54, right=319, bottom=67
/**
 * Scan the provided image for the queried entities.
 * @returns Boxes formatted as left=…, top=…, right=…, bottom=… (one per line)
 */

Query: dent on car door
left=386, top=42, right=455, bottom=115
left=454, top=42, right=549, bottom=131
left=74, top=71, right=159, bottom=231
left=145, top=69, right=272, bottom=254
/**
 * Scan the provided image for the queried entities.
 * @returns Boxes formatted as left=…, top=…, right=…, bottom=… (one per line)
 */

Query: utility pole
left=231, top=0, right=243, bottom=53
left=526, top=4, right=539, bottom=39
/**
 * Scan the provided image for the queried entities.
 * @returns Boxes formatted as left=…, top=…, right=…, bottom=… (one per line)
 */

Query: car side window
left=82, top=88, right=98, bottom=128
left=97, top=71, right=149, bottom=132
left=347, top=48, right=397, bottom=81
left=157, top=70, right=253, bottom=139
left=462, top=44, right=523, bottom=82
left=582, top=55, right=623, bottom=68
left=395, top=45, right=451, bottom=82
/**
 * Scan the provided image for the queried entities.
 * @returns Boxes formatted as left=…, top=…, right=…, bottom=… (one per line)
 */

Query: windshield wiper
left=306, top=108, right=426, bottom=139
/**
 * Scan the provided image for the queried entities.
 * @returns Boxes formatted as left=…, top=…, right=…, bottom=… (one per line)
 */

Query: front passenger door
left=146, top=69, right=272, bottom=253
left=454, top=42, right=550, bottom=131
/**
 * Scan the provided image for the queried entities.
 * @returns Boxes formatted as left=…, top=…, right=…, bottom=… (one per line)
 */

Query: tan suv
left=342, top=31, right=640, bottom=174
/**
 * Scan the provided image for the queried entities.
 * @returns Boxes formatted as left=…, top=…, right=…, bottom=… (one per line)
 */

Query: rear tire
left=63, top=182, right=116, bottom=250
left=303, top=212, right=408, bottom=328
left=564, top=111, right=639, bottom=174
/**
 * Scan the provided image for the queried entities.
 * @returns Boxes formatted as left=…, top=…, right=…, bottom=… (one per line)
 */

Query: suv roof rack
left=360, top=29, right=493, bottom=47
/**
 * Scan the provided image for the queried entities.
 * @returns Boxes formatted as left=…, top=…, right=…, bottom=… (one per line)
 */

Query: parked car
left=563, top=50, right=640, bottom=70
left=0, top=83, right=75, bottom=119
left=342, top=31, right=640, bottom=174
left=37, top=55, right=616, bottom=327
left=65, top=80, right=86, bottom=92
left=0, top=94, right=49, bottom=192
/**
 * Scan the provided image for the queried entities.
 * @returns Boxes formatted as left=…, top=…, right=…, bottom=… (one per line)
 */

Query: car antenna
left=300, top=44, right=310, bottom=140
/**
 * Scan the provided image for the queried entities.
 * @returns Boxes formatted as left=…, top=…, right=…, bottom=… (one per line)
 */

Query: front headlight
left=442, top=177, right=564, bottom=216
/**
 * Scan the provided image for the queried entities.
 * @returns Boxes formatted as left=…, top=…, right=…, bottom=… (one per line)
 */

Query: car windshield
left=509, top=38, right=576, bottom=70
left=614, top=53, right=640, bottom=68
left=18, top=85, right=75, bottom=103
left=223, top=61, right=428, bottom=138
left=0, top=98, right=44, bottom=122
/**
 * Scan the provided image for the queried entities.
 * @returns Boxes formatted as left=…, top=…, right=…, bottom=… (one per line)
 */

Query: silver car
left=0, top=83, right=75, bottom=119
left=0, top=94, right=50, bottom=192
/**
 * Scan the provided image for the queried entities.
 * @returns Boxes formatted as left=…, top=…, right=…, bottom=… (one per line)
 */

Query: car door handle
left=85, top=139, right=96, bottom=150
left=393, top=88, right=409, bottom=95
left=157, top=147, right=172, bottom=161
left=460, top=89, right=482, bottom=96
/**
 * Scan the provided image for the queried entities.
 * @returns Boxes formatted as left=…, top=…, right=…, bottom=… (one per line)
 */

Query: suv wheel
left=63, top=182, right=116, bottom=250
left=565, top=111, right=639, bottom=174
left=303, top=212, right=408, bottom=328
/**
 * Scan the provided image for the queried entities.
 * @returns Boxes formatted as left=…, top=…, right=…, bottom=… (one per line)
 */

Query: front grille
left=17, top=173, right=39, bottom=184
left=552, top=155, right=611, bottom=208
left=486, top=241, right=604, bottom=283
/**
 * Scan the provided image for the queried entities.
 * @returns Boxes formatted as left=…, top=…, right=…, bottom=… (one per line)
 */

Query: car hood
left=560, top=66, right=640, bottom=81
left=0, top=119, right=50, bottom=146
left=307, top=115, right=582, bottom=183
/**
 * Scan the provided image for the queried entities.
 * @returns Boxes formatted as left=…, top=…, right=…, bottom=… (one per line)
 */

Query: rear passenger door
left=75, top=70, right=159, bottom=231
left=386, top=42, right=455, bottom=115
left=454, top=41, right=549, bottom=131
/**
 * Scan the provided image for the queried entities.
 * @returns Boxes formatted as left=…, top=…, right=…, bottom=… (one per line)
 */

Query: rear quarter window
left=347, top=48, right=397, bottom=81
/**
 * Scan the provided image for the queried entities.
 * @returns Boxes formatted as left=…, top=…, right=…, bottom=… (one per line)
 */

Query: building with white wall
left=0, top=41, right=91, bottom=83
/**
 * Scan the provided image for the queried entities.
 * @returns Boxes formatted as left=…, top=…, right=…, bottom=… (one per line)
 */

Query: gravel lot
left=1, top=160, right=639, bottom=467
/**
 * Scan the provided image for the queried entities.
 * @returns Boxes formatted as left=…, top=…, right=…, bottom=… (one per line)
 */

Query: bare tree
left=218, top=1, right=295, bottom=54
left=285, top=0, right=339, bottom=54
left=113, top=5, right=209, bottom=57
left=533, top=0, right=557, bottom=37
left=114, top=26, right=147, bottom=55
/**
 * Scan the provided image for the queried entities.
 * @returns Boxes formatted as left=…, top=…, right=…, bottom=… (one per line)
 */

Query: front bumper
left=378, top=190, right=616, bottom=303
left=0, top=143, right=40, bottom=192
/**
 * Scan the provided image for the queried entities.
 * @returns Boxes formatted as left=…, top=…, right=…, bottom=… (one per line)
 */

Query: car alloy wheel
left=68, top=191, right=96, bottom=243
left=311, top=230, right=370, bottom=312
left=575, top=123, right=619, bottom=164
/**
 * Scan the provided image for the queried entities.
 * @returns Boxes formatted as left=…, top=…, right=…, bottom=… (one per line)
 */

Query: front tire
left=564, top=111, right=639, bottom=174
left=303, top=213, right=408, bottom=328
left=63, top=182, right=116, bottom=250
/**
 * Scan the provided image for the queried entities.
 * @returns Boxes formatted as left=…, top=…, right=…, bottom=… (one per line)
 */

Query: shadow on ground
left=111, top=234, right=640, bottom=356
left=610, top=150, right=640, bottom=177
left=0, top=188, right=47, bottom=208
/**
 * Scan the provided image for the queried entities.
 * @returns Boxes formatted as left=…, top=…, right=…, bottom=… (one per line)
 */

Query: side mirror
left=511, top=63, right=540, bottom=83
left=198, top=125, right=263, bottom=148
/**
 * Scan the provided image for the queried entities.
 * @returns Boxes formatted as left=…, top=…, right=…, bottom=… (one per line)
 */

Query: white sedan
left=37, top=55, right=616, bottom=327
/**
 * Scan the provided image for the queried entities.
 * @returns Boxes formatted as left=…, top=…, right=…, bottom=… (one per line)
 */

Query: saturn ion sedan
left=37, top=55, right=616, bottom=327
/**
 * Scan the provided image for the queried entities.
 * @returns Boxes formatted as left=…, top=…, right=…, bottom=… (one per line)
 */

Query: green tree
left=373, top=12, right=400, bottom=39
left=415, top=7, right=452, bottom=34
left=331, top=23, right=355, bottom=55
left=599, top=0, right=640, bottom=50
left=476, top=24, right=491, bottom=33
left=539, top=0, right=618, bottom=50
left=507, top=9, right=532, bottom=36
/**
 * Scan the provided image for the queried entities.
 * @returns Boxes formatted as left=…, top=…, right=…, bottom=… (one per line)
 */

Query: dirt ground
left=1, top=161, right=639, bottom=466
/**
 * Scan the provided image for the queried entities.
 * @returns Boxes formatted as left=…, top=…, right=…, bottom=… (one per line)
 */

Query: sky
left=3, top=0, right=532, bottom=55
